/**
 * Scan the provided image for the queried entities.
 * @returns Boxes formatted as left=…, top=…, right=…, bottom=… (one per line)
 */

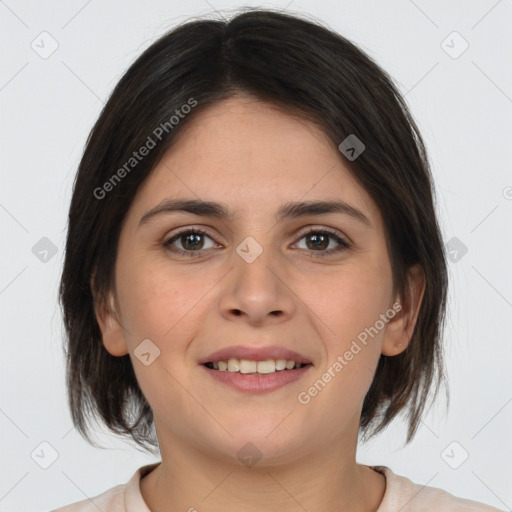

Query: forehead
left=126, top=97, right=381, bottom=229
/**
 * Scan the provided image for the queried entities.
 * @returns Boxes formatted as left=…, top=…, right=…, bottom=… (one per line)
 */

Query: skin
left=94, top=95, right=425, bottom=512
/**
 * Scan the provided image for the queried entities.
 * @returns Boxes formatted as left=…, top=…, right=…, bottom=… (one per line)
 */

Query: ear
left=381, top=263, right=425, bottom=356
left=91, top=275, right=129, bottom=357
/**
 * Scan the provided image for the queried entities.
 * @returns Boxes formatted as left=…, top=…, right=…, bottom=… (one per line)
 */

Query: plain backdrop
left=0, top=1, right=511, bottom=511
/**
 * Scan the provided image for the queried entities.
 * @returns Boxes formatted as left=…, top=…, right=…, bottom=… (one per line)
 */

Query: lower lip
left=200, top=365, right=313, bottom=394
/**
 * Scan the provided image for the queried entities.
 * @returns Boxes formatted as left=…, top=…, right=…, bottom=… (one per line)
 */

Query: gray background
left=0, top=0, right=511, bottom=510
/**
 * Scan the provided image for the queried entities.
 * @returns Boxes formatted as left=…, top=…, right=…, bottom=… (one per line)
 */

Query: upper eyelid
left=295, top=225, right=348, bottom=240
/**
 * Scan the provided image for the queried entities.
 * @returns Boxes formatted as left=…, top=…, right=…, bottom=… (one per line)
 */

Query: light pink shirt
left=52, top=462, right=505, bottom=511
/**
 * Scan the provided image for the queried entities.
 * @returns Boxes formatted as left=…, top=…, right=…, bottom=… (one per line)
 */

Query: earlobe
left=92, top=284, right=129, bottom=357
left=381, top=263, right=426, bottom=356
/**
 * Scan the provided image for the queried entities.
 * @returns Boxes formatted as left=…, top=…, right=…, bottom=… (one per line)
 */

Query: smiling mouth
left=203, top=358, right=313, bottom=375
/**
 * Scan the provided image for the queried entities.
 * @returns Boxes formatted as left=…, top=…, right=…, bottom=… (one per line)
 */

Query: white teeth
left=239, top=359, right=257, bottom=374
left=227, top=359, right=240, bottom=372
left=275, top=359, right=287, bottom=370
left=211, top=358, right=306, bottom=374
left=257, top=360, right=275, bottom=374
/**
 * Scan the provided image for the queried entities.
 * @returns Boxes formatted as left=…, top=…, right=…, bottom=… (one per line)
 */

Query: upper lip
left=199, top=345, right=313, bottom=365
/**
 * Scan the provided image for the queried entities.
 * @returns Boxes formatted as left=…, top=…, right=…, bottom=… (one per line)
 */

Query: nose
left=219, top=243, right=297, bottom=326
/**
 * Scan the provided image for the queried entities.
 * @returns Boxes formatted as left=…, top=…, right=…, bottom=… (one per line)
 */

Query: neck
left=139, top=434, right=386, bottom=512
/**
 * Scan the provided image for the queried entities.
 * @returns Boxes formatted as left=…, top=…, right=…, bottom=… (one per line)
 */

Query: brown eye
left=163, top=229, right=217, bottom=256
left=294, top=228, right=350, bottom=256
left=305, top=232, right=329, bottom=250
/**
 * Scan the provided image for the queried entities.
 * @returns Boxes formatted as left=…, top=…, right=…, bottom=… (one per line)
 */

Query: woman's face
left=96, top=96, right=421, bottom=465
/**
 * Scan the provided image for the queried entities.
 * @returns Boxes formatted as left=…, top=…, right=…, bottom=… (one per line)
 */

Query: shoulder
left=50, top=462, right=159, bottom=512
left=50, top=483, right=126, bottom=512
left=372, top=465, right=505, bottom=512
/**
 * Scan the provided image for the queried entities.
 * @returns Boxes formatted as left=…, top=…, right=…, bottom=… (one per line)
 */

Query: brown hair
left=59, top=8, right=449, bottom=454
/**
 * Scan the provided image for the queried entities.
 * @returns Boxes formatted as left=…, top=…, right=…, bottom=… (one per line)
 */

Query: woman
left=54, top=8, right=504, bottom=511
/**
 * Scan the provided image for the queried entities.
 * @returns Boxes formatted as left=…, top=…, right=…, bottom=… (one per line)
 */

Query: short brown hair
left=59, top=8, right=449, bottom=454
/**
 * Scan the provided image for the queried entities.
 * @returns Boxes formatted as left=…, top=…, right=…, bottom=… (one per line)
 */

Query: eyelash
left=162, top=227, right=351, bottom=258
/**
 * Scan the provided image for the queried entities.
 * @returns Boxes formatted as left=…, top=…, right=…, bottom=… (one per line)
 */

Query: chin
left=198, top=419, right=315, bottom=468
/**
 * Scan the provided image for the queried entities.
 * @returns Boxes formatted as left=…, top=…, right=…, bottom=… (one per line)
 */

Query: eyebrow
left=139, top=198, right=372, bottom=227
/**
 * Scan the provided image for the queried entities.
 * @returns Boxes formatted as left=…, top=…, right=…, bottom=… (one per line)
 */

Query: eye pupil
left=307, top=233, right=328, bottom=250
left=183, top=233, right=203, bottom=250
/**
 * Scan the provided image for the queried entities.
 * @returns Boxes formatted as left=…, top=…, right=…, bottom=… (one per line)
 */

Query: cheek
left=117, top=258, right=220, bottom=357
left=326, top=264, right=391, bottom=393
left=116, top=264, right=208, bottom=421
left=301, top=260, right=392, bottom=344
left=295, top=259, right=391, bottom=403
left=115, top=259, right=187, bottom=344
